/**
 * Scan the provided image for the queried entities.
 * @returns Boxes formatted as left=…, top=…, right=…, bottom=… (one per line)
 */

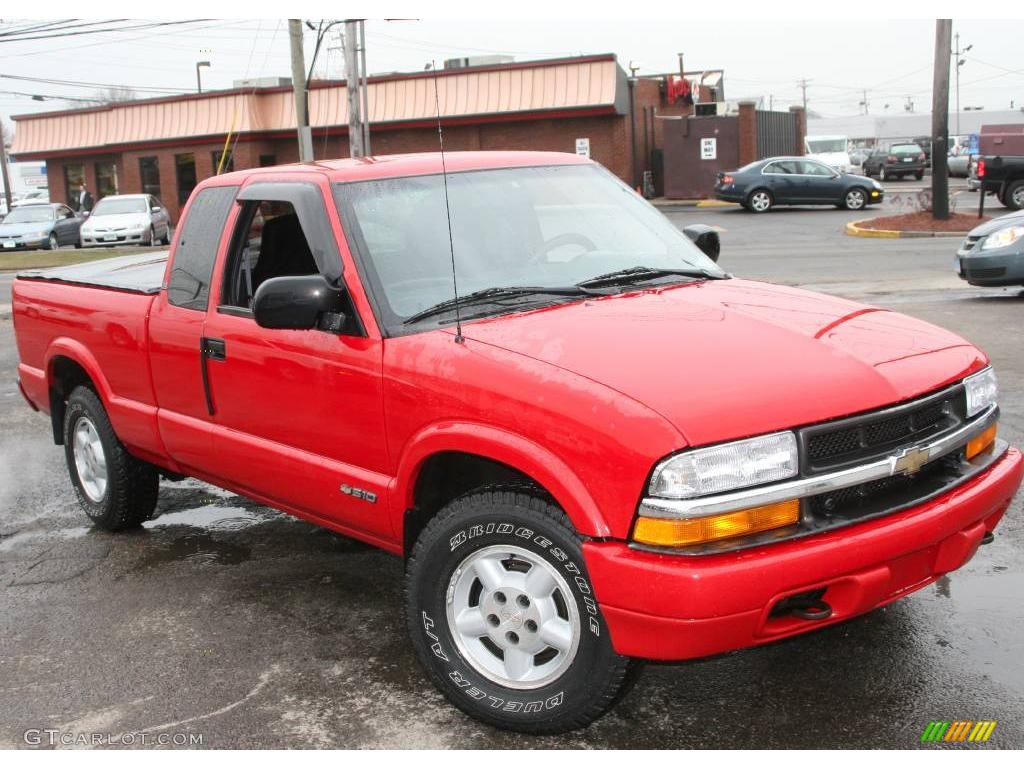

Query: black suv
left=863, top=143, right=927, bottom=181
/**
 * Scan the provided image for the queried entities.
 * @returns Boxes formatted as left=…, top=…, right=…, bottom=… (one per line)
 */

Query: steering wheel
left=529, top=232, right=598, bottom=264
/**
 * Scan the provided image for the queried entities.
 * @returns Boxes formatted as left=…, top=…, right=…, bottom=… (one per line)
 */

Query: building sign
left=21, top=174, right=47, bottom=188
left=575, top=138, right=591, bottom=158
left=700, top=138, right=717, bottom=160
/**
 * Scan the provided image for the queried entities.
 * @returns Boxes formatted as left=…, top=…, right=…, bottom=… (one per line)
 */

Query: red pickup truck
left=12, top=152, right=1022, bottom=733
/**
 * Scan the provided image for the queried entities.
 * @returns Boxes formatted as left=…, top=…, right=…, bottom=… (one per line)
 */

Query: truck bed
left=17, top=250, right=169, bottom=294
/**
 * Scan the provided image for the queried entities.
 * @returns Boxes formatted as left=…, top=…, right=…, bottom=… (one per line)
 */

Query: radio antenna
left=430, top=62, right=464, bottom=344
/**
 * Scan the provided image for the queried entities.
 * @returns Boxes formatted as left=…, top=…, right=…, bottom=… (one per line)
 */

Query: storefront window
left=175, top=153, right=197, bottom=206
left=139, top=157, right=161, bottom=197
left=96, top=161, right=118, bottom=199
left=64, top=163, right=85, bottom=208
left=212, top=150, right=234, bottom=175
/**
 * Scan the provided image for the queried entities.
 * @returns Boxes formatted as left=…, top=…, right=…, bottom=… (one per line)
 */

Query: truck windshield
left=335, top=164, right=725, bottom=328
left=806, top=139, right=847, bottom=153
left=91, top=198, right=148, bottom=216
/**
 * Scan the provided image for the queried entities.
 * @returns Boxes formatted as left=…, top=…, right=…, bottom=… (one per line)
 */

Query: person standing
left=77, top=182, right=94, bottom=213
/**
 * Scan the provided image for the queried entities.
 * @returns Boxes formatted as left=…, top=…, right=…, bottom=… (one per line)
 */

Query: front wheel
left=46, top=232, right=58, bottom=250
left=844, top=188, right=868, bottom=211
left=879, top=166, right=889, bottom=181
left=63, top=386, right=159, bottom=531
left=405, top=487, right=636, bottom=733
left=747, top=188, right=773, bottom=213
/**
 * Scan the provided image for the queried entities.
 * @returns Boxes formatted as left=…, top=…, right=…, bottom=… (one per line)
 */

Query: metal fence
left=757, top=110, right=799, bottom=159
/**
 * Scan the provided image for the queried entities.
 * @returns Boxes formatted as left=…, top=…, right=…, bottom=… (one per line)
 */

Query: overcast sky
left=1, top=17, right=1022, bottom=128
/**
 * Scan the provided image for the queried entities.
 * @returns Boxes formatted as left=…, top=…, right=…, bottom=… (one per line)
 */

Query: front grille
left=806, top=454, right=960, bottom=518
left=802, top=385, right=964, bottom=475
left=965, top=267, right=1007, bottom=279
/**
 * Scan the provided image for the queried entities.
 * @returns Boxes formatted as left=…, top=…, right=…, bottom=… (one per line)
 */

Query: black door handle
left=199, top=337, right=226, bottom=415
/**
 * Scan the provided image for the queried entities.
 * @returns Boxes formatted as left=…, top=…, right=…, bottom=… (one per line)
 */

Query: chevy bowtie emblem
left=892, top=445, right=930, bottom=475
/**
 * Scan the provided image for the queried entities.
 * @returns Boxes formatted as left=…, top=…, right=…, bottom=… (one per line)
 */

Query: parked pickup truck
left=12, top=152, right=1022, bottom=734
left=976, top=154, right=1024, bottom=210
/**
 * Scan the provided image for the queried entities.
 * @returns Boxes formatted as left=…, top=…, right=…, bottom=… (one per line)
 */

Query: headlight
left=981, top=225, right=1024, bottom=250
left=964, top=367, right=998, bottom=418
left=33, top=230, right=49, bottom=238
left=648, top=431, right=799, bottom=499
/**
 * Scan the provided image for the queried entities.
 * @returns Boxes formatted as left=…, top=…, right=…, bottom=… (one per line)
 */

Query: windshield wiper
left=403, top=285, right=595, bottom=325
left=576, top=265, right=723, bottom=289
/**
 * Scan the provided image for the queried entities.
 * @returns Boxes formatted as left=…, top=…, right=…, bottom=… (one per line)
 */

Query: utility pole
left=797, top=78, right=811, bottom=112
left=344, top=20, right=366, bottom=158
left=0, top=118, right=13, bottom=213
left=288, top=19, right=314, bottom=162
left=932, top=19, right=952, bottom=220
left=859, top=89, right=869, bottom=115
left=359, top=20, right=371, bottom=154
left=953, top=31, right=972, bottom=137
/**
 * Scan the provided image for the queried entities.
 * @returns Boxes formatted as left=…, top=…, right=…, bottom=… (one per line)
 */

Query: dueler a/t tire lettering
left=405, top=486, right=637, bottom=733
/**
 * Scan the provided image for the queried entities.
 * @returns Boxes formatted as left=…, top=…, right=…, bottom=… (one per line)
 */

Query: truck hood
left=460, top=279, right=986, bottom=446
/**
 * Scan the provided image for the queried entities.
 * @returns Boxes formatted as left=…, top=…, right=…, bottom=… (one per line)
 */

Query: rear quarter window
left=167, top=185, right=239, bottom=310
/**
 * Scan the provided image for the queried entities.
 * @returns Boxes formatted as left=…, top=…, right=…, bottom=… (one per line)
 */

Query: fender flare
left=44, top=337, right=116, bottom=404
left=392, top=421, right=611, bottom=539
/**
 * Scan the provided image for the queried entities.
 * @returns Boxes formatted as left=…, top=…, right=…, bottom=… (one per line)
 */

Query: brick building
left=10, top=54, right=724, bottom=221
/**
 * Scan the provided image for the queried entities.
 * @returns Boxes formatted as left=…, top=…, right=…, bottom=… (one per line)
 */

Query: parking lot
left=1, top=188, right=1022, bottom=749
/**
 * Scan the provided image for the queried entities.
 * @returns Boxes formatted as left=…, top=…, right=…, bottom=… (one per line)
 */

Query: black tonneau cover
left=16, top=251, right=169, bottom=294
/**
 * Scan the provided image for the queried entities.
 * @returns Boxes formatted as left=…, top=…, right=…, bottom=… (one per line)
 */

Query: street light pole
left=953, top=33, right=972, bottom=137
left=196, top=61, right=211, bottom=94
left=0, top=119, right=13, bottom=214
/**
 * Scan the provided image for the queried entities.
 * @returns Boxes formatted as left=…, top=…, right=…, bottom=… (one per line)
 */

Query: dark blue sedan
left=713, top=156, right=885, bottom=213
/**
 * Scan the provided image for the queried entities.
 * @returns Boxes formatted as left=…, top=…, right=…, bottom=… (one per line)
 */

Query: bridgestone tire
left=405, top=486, right=637, bottom=733
left=63, top=385, right=159, bottom=531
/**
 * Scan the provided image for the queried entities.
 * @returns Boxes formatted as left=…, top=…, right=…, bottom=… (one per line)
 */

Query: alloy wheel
left=72, top=416, right=108, bottom=503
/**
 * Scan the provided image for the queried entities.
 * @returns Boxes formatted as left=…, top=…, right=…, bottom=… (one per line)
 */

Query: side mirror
left=682, top=224, right=720, bottom=263
left=253, top=273, right=346, bottom=330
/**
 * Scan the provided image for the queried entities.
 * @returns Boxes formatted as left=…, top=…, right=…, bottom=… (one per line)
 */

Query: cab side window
left=167, top=185, right=239, bottom=310
left=221, top=200, right=320, bottom=310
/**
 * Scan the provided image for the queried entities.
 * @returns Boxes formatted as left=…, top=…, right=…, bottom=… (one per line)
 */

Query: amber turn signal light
left=966, top=424, right=997, bottom=460
left=632, top=499, right=800, bottom=548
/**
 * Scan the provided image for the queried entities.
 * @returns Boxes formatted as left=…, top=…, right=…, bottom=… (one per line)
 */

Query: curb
left=845, top=218, right=971, bottom=239
left=650, top=198, right=740, bottom=209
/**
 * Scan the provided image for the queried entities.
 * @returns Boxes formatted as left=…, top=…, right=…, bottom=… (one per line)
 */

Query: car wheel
left=405, top=486, right=638, bottom=734
left=747, top=188, right=773, bottom=213
left=844, top=188, right=868, bottom=211
left=63, top=385, right=159, bottom=531
left=915, top=172, right=924, bottom=181
left=147, top=226, right=156, bottom=246
left=879, top=166, right=888, bottom=181
left=46, top=233, right=58, bottom=250
left=1006, top=180, right=1024, bottom=211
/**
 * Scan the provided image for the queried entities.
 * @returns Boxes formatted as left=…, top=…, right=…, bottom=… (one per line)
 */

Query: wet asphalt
left=1, top=189, right=1022, bottom=749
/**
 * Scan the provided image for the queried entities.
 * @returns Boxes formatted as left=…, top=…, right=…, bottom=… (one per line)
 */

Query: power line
left=0, top=19, right=213, bottom=43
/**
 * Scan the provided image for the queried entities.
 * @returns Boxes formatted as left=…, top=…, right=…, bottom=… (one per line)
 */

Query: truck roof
left=211, top=151, right=591, bottom=185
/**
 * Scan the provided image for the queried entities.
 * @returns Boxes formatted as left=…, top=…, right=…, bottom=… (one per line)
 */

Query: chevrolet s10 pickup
left=12, top=152, right=1022, bottom=733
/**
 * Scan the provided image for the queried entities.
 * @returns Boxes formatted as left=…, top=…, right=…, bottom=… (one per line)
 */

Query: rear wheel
left=747, top=188, right=773, bottom=213
left=405, top=486, right=637, bottom=733
left=1006, top=180, right=1024, bottom=211
left=844, top=188, right=868, bottom=211
left=63, top=386, right=159, bottom=531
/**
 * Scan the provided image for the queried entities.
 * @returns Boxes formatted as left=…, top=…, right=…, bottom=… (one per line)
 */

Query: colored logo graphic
left=921, top=721, right=997, bottom=743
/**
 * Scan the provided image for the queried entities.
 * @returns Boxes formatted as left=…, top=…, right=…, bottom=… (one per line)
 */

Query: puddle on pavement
left=144, top=504, right=265, bottom=531
left=132, top=504, right=264, bottom=569
left=134, top=531, right=252, bottom=569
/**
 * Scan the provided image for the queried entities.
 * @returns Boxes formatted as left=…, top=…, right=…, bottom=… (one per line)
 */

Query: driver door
left=201, top=179, right=391, bottom=541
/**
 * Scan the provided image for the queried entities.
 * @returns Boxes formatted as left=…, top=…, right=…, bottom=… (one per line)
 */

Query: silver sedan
left=79, top=194, right=172, bottom=247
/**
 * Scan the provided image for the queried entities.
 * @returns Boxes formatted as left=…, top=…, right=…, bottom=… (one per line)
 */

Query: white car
left=80, top=193, right=171, bottom=247
left=11, top=190, right=51, bottom=207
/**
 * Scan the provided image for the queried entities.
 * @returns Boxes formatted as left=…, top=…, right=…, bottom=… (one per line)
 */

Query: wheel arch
left=394, top=423, right=611, bottom=555
left=44, top=339, right=112, bottom=445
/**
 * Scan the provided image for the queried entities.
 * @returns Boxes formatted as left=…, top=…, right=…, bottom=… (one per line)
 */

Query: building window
left=258, top=154, right=277, bottom=167
left=212, top=150, right=234, bottom=175
left=64, top=163, right=85, bottom=208
left=96, top=161, right=118, bottom=199
left=139, top=157, right=161, bottom=196
left=175, top=153, right=197, bottom=206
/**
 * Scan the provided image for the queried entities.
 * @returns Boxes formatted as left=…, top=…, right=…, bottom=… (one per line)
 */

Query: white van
left=805, top=135, right=853, bottom=174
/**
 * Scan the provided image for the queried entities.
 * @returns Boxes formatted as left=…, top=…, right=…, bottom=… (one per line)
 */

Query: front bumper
left=956, top=248, right=1024, bottom=286
left=584, top=446, right=1022, bottom=660
left=0, top=237, right=48, bottom=251
left=81, top=232, right=148, bottom=247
